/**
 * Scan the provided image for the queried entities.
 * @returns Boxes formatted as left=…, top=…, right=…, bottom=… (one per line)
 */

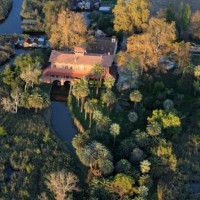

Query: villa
left=42, top=36, right=118, bottom=85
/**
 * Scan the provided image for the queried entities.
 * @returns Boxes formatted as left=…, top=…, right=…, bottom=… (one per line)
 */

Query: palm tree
left=98, top=159, right=114, bottom=176
left=84, top=100, right=97, bottom=128
left=78, top=141, right=113, bottom=175
left=130, top=148, right=144, bottom=164
left=134, top=129, right=149, bottom=148
left=194, top=65, right=200, bottom=77
left=104, top=75, right=115, bottom=89
left=116, top=159, right=132, bottom=174
left=118, top=138, right=136, bottom=158
left=78, top=144, right=96, bottom=170
left=110, top=123, right=120, bottom=146
left=190, top=135, right=200, bottom=152
left=91, top=63, right=105, bottom=95
left=163, top=99, right=174, bottom=112
left=101, top=89, right=116, bottom=112
left=129, top=90, right=142, bottom=109
left=72, top=133, right=87, bottom=150
left=78, top=84, right=89, bottom=113
left=28, top=92, right=44, bottom=113
left=138, top=186, right=149, bottom=198
left=41, top=92, right=50, bottom=108
left=91, top=141, right=113, bottom=161
left=140, top=160, right=151, bottom=174
left=72, top=84, right=80, bottom=106
left=146, top=122, right=161, bottom=136
left=128, top=112, right=138, bottom=123
left=93, top=110, right=103, bottom=134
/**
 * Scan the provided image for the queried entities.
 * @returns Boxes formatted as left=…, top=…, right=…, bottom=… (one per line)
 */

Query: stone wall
left=150, top=0, right=200, bottom=15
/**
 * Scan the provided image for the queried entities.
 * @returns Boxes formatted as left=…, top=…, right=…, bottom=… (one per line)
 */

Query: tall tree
left=50, top=9, right=87, bottom=49
left=28, top=89, right=50, bottom=113
left=84, top=99, right=97, bottom=128
left=93, top=110, right=111, bottom=134
left=146, top=121, right=161, bottom=136
left=140, top=160, right=151, bottom=174
left=128, top=112, right=138, bottom=123
left=20, top=64, right=41, bottom=91
left=11, top=87, right=22, bottom=113
left=46, top=171, right=80, bottom=200
left=111, top=174, right=135, bottom=198
left=78, top=141, right=113, bottom=175
left=110, top=123, right=120, bottom=146
left=190, top=11, right=200, bottom=39
left=79, top=84, right=89, bottom=113
left=101, top=89, right=117, bottom=111
left=176, top=2, right=191, bottom=38
left=104, top=75, right=115, bottom=90
left=166, top=4, right=176, bottom=23
left=113, top=0, right=150, bottom=34
left=163, top=99, right=174, bottom=112
left=129, top=90, right=142, bottom=109
left=173, top=41, right=191, bottom=73
left=127, top=18, right=176, bottom=72
left=91, top=64, right=105, bottom=95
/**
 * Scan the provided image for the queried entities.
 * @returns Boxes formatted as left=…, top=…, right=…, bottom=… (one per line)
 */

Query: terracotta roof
left=49, top=50, right=114, bottom=67
left=74, top=46, right=86, bottom=52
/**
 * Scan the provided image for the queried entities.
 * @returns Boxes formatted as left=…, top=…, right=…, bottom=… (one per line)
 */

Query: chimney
left=74, top=46, right=86, bottom=55
left=111, top=36, right=116, bottom=43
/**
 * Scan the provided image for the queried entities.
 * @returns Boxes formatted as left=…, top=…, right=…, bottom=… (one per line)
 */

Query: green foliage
left=0, top=127, right=6, bottom=136
left=113, top=0, right=150, bottom=33
left=116, top=159, right=132, bottom=174
left=101, top=89, right=117, bottom=108
left=0, top=108, right=83, bottom=199
left=0, top=0, right=12, bottom=20
left=0, top=44, right=15, bottom=65
left=146, top=121, right=161, bottom=136
left=148, top=109, right=181, bottom=129
left=111, top=173, right=135, bottom=197
left=20, top=0, right=69, bottom=33
left=118, top=138, right=137, bottom=158
left=130, top=148, right=145, bottom=164
left=166, top=4, right=176, bottom=23
left=140, top=160, right=151, bottom=174
left=176, top=2, right=191, bottom=37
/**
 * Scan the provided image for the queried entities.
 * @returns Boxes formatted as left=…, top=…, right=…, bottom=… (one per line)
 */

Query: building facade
left=42, top=47, right=115, bottom=85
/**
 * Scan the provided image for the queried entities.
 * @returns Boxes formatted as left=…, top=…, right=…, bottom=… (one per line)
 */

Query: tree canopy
left=50, top=9, right=87, bottom=49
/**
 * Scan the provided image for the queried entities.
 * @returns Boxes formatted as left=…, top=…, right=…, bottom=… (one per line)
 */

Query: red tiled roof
left=49, top=50, right=114, bottom=67
left=74, top=46, right=86, bottom=52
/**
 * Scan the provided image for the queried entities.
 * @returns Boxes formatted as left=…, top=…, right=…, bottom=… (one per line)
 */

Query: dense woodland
left=20, top=0, right=69, bottom=33
left=0, top=0, right=12, bottom=20
left=1, top=0, right=200, bottom=199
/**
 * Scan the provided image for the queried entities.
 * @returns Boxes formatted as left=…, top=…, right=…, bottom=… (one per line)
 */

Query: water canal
left=0, top=0, right=23, bottom=34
